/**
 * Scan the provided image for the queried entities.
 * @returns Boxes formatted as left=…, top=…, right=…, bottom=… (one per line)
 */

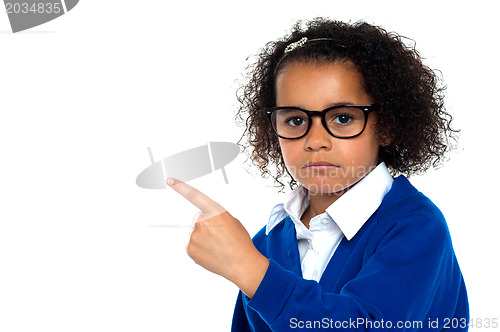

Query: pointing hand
left=167, top=178, right=269, bottom=298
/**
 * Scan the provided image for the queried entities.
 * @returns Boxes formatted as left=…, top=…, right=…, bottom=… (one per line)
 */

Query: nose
left=304, top=117, right=332, bottom=151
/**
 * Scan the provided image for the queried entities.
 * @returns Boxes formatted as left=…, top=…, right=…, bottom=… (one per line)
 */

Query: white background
left=1, top=1, right=498, bottom=331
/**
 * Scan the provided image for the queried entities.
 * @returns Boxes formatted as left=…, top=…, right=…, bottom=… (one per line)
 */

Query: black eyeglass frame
left=264, top=104, right=380, bottom=140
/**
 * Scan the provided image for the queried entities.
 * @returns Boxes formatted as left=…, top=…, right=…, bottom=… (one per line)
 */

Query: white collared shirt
left=266, top=163, right=394, bottom=282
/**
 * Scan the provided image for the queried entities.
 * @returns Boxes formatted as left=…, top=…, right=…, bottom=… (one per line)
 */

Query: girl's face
left=275, top=61, right=380, bottom=195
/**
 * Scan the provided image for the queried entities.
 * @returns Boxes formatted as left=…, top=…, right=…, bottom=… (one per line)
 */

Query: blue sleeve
left=244, top=212, right=467, bottom=331
left=231, top=290, right=252, bottom=332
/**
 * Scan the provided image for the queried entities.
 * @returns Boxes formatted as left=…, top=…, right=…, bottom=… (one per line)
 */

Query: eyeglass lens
left=271, top=107, right=366, bottom=138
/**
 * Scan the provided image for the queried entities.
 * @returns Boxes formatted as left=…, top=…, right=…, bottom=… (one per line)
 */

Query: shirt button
left=321, top=218, right=329, bottom=224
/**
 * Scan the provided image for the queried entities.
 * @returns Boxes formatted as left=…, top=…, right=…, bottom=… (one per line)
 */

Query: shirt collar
left=266, top=162, right=394, bottom=240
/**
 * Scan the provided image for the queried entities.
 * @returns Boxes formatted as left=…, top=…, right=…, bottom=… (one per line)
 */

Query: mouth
left=302, top=161, right=340, bottom=171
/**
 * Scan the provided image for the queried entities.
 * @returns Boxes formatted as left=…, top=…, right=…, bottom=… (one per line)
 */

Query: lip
left=302, top=161, right=340, bottom=169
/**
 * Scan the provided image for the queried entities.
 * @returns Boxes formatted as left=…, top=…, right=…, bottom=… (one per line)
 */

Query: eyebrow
left=326, top=101, right=356, bottom=107
left=277, top=101, right=357, bottom=109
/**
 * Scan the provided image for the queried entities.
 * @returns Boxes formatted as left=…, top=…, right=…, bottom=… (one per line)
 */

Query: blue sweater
left=232, top=176, right=469, bottom=331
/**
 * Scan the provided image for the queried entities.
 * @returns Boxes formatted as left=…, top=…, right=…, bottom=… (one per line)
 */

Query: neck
left=301, top=189, right=347, bottom=228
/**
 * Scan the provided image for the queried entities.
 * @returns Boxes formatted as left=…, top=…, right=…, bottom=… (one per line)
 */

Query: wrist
left=232, top=250, right=269, bottom=299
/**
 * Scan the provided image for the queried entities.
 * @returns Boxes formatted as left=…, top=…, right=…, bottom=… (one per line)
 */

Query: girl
left=167, top=18, right=468, bottom=331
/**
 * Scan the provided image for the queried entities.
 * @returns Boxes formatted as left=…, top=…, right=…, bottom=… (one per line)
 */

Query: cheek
left=338, top=136, right=380, bottom=166
left=279, top=140, right=300, bottom=170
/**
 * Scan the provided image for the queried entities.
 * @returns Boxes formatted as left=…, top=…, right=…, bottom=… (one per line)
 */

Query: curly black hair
left=236, top=18, right=458, bottom=191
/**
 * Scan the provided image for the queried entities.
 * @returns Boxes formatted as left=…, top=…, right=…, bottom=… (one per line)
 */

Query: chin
left=300, top=178, right=347, bottom=195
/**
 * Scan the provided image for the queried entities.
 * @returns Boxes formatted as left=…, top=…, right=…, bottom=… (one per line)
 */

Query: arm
left=245, top=212, right=463, bottom=330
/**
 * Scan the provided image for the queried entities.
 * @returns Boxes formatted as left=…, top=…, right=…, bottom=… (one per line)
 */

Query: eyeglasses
left=264, top=104, right=380, bottom=140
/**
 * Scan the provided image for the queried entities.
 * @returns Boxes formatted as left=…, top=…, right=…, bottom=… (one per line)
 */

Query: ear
left=378, top=133, right=394, bottom=147
left=380, top=138, right=392, bottom=147
left=370, top=116, right=393, bottom=147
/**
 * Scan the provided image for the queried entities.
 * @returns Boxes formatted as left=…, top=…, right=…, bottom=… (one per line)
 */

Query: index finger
left=166, top=177, right=225, bottom=214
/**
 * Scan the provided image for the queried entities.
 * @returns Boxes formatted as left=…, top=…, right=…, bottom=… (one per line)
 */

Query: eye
left=285, top=116, right=307, bottom=127
left=333, top=113, right=354, bottom=125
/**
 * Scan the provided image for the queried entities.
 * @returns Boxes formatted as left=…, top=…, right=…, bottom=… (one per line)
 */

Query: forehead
left=275, top=60, right=371, bottom=108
